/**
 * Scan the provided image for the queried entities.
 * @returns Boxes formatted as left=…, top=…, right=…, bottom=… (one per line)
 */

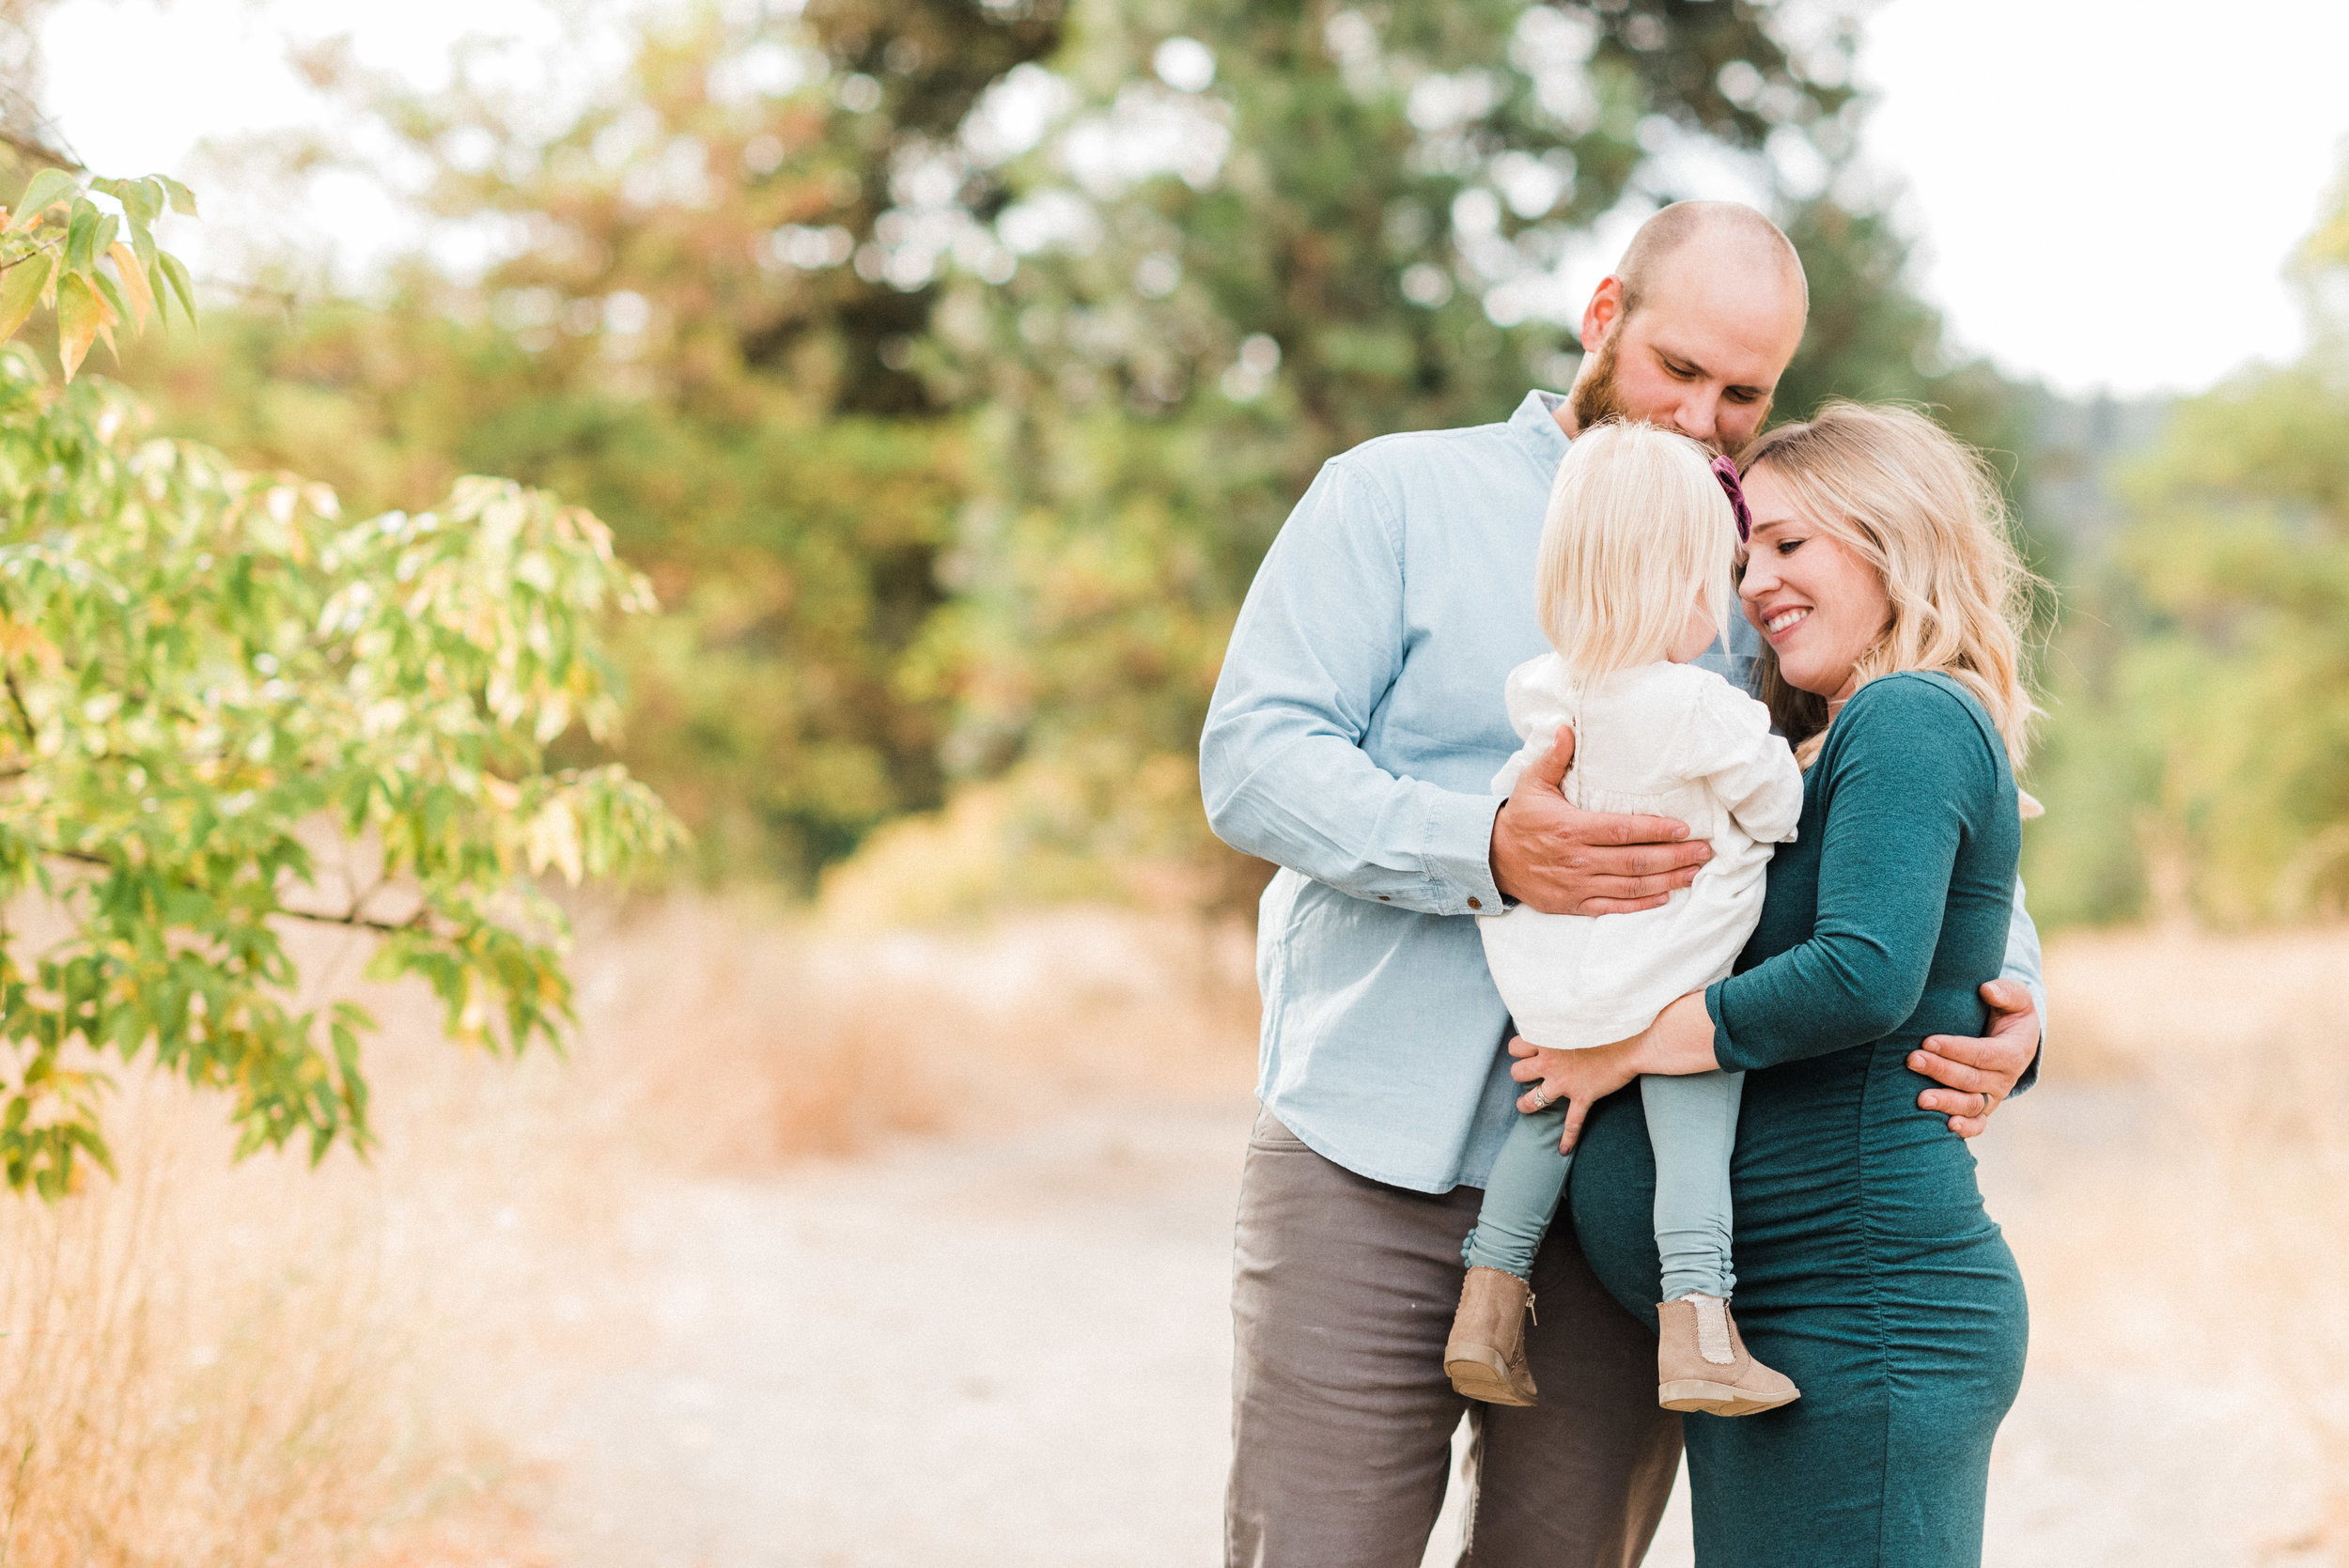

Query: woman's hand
left=1507, top=991, right=1723, bottom=1153
left=1509, top=1037, right=1639, bottom=1153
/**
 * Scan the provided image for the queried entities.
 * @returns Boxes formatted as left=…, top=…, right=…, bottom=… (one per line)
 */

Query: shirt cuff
left=2009, top=975, right=2047, bottom=1096
left=1423, top=786, right=1507, bottom=916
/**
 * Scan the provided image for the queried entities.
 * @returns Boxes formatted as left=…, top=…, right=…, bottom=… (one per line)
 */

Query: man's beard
left=1566, top=327, right=1761, bottom=459
left=1568, top=328, right=1631, bottom=434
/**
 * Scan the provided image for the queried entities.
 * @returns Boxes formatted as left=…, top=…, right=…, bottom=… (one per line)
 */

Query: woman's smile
left=1736, top=464, right=1890, bottom=699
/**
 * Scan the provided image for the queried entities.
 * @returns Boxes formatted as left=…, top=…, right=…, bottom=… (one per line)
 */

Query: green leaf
left=55, top=272, right=100, bottom=379
left=65, top=198, right=97, bottom=275
left=92, top=268, right=131, bottom=336
left=0, top=253, right=53, bottom=342
left=16, top=168, right=76, bottom=225
left=153, top=173, right=198, bottom=216
left=145, top=256, right=174, bottom=324
left=157, top=251, right=197, bottom=327
left=117, top=178, right=163, bottom=228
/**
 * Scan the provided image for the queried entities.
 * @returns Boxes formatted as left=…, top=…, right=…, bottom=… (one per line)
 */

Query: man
left=1199, top=202, right=2045, bottom=1568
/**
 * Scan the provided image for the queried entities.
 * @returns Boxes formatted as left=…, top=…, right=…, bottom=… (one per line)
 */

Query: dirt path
left=476, top=1087, right=2323, bottom=1567
left=487, top=1096, right=1253, bottom=1567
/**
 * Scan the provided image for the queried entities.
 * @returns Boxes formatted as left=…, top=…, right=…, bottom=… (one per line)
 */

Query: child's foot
left=1444, top=1266, right=1539, bottom=1406
left=1656, top=1295, right=1798, bottom=1416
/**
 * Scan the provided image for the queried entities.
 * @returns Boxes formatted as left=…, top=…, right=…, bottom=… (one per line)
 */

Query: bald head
left=1561, top=200, right=1810, bottom=453
left=1616, top=200, right=1808, bottom=323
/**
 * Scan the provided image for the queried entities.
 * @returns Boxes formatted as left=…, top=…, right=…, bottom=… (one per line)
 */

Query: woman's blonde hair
left=1536, top=420, right=1736, bottom=680
left=1739, top=402, right=2044, bottom=772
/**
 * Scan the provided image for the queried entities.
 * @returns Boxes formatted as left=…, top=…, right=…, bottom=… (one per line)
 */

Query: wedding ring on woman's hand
left=1529, top=1086, right=1552, bottom=1111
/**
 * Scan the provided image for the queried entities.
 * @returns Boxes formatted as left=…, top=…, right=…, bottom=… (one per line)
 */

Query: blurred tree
left=2023, top=156, right=2349, bottom=925
left=117, top=0, right=2029, bottom=912
left=910, top=0, right=2021, bottom=911
left=0, top=1, right=73, bottom=169
left=125, top=1, right=1067, bottom=888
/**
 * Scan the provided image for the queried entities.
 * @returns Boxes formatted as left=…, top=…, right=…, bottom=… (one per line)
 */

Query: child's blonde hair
left=1536, top=420, right=1736, bottom=679
left=1738, top=402, right=2044, bottom=773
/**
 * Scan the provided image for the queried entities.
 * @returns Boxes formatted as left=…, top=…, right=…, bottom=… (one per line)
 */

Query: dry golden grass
left=2016, top=925, right=2349, bottom=1561
left=0, top=1074, right=546, bottom=1567
left=553, top=893, right=1258, bottom=1172
left=9, top=893, right=2336, bottom=1564
left=0, top=894, right=1257, bottom=1564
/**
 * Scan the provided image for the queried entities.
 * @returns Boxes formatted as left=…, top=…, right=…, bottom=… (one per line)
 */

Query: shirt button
left=1467, top=897, right=1482, bottom=910
left=1378, top=895, right=1391, bottom=901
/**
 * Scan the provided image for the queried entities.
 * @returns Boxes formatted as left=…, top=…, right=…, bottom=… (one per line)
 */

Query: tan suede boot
left=1657, top=1295, right=1799, bottom=1416
left=1444, top=1266, right=1539, bottom=1406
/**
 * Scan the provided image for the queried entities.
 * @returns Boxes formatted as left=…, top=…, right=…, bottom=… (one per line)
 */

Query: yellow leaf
left=523, top=797, right=584, bottom=886
left=55, top=272, right=100, bottom=380
left=93, top=285, right=118, bottom=361
left=0, top=253, right=50, bottom=343
left=107, top=241, right=152, bottom=327
left=0, top=613, right=59, bottom=672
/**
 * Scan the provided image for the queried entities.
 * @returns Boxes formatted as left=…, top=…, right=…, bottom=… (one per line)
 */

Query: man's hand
left=1908, top=979, right=2041, bottom=1139
left=1490, top=724, right=1710, bottom=915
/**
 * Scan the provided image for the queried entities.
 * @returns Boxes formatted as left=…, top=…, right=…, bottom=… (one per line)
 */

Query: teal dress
left=1570, top=672, right=2029, bottom=1566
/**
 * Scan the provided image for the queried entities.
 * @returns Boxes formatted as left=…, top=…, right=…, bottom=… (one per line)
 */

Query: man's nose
left=1677, top=388, right=1723, bottom=443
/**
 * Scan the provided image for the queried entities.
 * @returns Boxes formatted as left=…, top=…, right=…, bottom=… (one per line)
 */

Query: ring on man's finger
left=1977, top=1090, right=1992, bottom=1116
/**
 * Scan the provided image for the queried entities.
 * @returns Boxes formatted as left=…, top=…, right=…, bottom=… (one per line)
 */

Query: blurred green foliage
left=117, top=0, right=2028, bottom=910
left=121, top=0, right=1060, bottom=886
left=2023, top=163, right=2349, bottom=925
left=929, top=1, right=1821, bottom=900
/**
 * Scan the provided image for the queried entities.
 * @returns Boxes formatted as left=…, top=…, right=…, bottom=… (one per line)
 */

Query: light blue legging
left=1462, top=1069, right=1743, bottom=1301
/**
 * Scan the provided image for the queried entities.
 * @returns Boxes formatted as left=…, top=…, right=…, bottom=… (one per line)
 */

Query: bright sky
left=1859, top=0, right=2349, bottom=396
left=35, top=0, right=2349, bottom=398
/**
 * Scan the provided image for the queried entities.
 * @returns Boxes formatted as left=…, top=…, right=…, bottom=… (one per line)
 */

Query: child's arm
left=1488, top=657, right=1570, bottom=797
left=1688, top=678, right=1804, bottom=844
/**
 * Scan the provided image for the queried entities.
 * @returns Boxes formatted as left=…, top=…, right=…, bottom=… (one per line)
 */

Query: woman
left=1521, top=403, right=2037, bottom=1564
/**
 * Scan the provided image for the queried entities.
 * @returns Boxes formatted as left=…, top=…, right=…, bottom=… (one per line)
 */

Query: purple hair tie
left=1710, top=455, right=1752, bottom=543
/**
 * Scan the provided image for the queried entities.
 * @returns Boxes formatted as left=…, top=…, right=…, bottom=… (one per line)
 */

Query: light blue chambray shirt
left=1200, top=390, right=2046, bottom=1194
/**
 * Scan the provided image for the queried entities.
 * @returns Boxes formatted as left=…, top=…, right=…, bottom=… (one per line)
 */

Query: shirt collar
left=1508, top=388, right=1574, bottom=475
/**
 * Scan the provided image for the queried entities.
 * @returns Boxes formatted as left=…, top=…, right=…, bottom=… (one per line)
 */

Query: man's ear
left=1579, top=276, right=1624, bottom=354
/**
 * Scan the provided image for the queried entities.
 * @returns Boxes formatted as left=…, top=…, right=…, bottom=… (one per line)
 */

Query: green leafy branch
left=0, top=167, right=196, bottom=380
left=0, top=171, right=683, bottom=1196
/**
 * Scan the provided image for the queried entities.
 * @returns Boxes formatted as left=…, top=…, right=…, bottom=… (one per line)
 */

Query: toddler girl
left=1442, top=420, right=1804, bottom=1417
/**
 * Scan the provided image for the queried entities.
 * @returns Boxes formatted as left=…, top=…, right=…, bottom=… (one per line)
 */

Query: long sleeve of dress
left=1198, top=460, right=1505, bottom=916
left=1705, top=675, right=2001, bottom=1072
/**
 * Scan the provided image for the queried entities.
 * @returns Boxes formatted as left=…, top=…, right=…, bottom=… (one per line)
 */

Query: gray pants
left=1228, top=1110, right=1683, bottom=1568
